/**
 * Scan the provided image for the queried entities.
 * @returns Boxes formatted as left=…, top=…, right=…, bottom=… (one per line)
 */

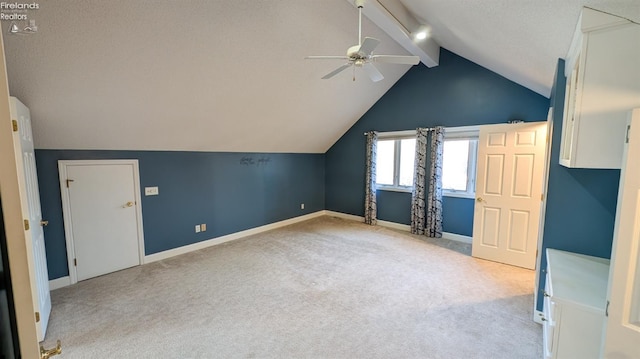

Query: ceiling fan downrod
left=356, top=0, right=365, bottom=46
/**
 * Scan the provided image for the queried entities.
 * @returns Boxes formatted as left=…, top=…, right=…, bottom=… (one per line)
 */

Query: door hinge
left=66, top=179, right=74, bottom=188
left=74, top=258, right=77, bottom=266
left=35, top=311, right=40, bottom=322
left=24, top=219, right=30, bottom=231
left=606, top=300, right=610, bottom=317
left=541, top=193, right=544, bottom=201
left=12, top=119, right=18, bottom=132
left=626, top=125, right=631, bottom=144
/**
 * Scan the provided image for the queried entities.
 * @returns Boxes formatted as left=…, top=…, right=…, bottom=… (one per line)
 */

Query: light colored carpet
left=43, top=216, right=541, bottom=358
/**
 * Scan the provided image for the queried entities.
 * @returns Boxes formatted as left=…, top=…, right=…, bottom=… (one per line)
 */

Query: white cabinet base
left=543, top=249, right=609, bottom=358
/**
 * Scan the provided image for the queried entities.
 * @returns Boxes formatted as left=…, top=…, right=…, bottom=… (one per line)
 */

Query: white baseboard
left=442, top=232, right=473, bottom=244
left=533, top=310, right=545, bottom=324
left=49, top=276, right=71, bottom=290
left=144, top=210, right=327, bottom=264
left=324, top=211, right=413, bottom=232
left=48, top=211, right=472, bottom=291
left=325, top=210, right=472, bottom=244
left=377, top=220, right=411, bottom=231
left=324, top=210, right=364, bottom=222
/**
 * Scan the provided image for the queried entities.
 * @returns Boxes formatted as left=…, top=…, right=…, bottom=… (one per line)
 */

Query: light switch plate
left=145, top=186, right=159, bottom=196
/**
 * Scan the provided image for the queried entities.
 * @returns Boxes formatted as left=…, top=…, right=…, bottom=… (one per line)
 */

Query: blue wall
left=535, top=59, right=620, bottom=311
left=36, top=150, right=325, bottom=280
left=325, top=49, right=549, bottom=234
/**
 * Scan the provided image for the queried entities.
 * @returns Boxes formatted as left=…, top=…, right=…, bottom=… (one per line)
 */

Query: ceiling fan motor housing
left=347, top=45, right=364, bottom=59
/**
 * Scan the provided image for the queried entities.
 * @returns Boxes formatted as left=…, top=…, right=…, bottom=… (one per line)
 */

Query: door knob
left=123, top=201, right=135, bottom=208
left=476, top=197, right=484, bottom=202
left=40, top=220, right=49, bottom=226
left=40, top=340, right=62, bottom=359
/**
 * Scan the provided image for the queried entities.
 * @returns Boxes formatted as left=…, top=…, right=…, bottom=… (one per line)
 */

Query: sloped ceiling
left=4, top=1, right=639, bottom=153
left=399, top=0, right=640, bottom=97
left=4, top=0, right=413, bottom=153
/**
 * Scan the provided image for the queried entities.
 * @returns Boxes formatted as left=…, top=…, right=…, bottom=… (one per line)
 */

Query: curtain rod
left=363, top=127, right=435, bottom=135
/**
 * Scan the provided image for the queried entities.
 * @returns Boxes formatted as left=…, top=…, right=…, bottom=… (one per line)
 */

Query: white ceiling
left=4, top=0, right=412, bottom=153
left=4, top=1, right=639, bottom=153
left=399, top=0, right=640, bottom=97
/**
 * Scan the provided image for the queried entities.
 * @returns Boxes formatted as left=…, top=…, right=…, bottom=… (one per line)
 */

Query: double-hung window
left=442, top=126, right=479, bottom=198
left=375, top=131, right=416, bottom=192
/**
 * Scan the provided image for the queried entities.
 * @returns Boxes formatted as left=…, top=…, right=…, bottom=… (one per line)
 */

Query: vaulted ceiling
left=3, top=1, right=638, bottom=153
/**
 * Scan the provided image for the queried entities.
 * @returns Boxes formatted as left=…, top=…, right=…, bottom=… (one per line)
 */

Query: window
left=442, top=128, right=479, bottom=198
left=376, top=135, right=416, bottom=191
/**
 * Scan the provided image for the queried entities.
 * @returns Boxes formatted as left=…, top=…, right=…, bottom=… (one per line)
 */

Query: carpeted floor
left=43, top=216, right=542, bottom=358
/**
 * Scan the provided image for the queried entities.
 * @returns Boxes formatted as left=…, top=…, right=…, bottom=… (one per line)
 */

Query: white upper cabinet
left=559, top=8, right=640, bottom=169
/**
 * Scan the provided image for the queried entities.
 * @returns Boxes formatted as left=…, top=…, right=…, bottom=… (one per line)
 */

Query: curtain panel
left=411, top=128, right=429, bottom=235
left=426, top=127, right=444, bottom=237
left=364, top=131, right=378, bottom=225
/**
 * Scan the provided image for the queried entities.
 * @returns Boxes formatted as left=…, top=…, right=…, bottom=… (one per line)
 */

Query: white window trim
left=442, top=126, right=479, bottom=199
left=375, top=130, right=416, bottom=192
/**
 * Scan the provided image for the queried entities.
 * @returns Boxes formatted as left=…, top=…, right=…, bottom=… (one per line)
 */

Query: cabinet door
left=559, top=63, right=579, bottom=166
left=559, top=18, right=640, bottom=169
left=602, top=109, right=640, bottom=358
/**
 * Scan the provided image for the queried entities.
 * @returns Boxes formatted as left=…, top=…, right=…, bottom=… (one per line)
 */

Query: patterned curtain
left=364, top=131, right=378, bottom=225
left=426, top=127, right=444, bottom=237
left=411, top=128, right=429, bottom=235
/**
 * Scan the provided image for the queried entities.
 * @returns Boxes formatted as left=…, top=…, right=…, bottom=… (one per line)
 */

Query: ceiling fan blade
left=306, top=56, right=350, bottom=60
left=358, top=37, right=381, bottom=57
left=362, top=62, right=384, bottom=82
left=372, top=55, right=420, bottom=65
left=322, top=64, right=352, bottom=79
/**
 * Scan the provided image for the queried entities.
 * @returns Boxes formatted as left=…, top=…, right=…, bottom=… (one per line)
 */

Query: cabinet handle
left=543, top=291, right=550, bottom=297
left=541, top=317, right=547, bottom=322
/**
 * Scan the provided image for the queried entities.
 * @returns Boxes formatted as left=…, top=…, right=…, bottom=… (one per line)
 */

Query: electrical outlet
left=301, top=203, right=305, bottom=210
left=195, top=225, right=201, bottom=233
left=201, top=223, right=207, bottom=231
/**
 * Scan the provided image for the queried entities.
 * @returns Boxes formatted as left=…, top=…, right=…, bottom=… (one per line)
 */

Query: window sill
left=443, top=191, right=475, bottom=199
left=376, top=186, right=413, bottom=193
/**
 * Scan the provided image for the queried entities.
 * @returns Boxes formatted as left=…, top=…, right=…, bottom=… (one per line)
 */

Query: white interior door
left=59, top=161, right=144, bottom=282
left=472, top=122, right=547, bottom=269
left=602, top=109, right=640, bottom=357
left=10, top=97, right=51, bottom=341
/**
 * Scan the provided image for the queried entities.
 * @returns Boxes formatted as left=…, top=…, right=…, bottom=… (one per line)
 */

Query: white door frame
left=533, top=108, right=554, bottom=323
left=58, top=159, right=145, bottom=284
left=0, top=31, right=40, bottom=357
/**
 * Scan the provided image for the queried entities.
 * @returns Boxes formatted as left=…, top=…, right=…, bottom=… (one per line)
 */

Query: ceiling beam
left=347, top=0, right=440, bottom=67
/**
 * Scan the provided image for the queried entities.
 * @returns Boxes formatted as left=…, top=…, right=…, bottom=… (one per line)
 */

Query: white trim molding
left=49, top=276, right=71, bottom=291
left=442, top=232, right=473, bottom=244
left=48, top=211, right=474, bottom=291
left=324, top=210, right=364, bottom=223
left=377, top=220, right=411, bottom=231
left=144, top=211, right=327, bottom=263
left=325, top=210, right=473, bottom=244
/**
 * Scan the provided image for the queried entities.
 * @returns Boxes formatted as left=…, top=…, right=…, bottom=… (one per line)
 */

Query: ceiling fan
left=306, top=0, right=420, bottom=82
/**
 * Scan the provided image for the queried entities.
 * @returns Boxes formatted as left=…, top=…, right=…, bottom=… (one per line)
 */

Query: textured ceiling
left=399, top=0, right=640, bottom=97
left=4, top=0, right=413, bottom=152
left=5, top=1, right=639, bottom=153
